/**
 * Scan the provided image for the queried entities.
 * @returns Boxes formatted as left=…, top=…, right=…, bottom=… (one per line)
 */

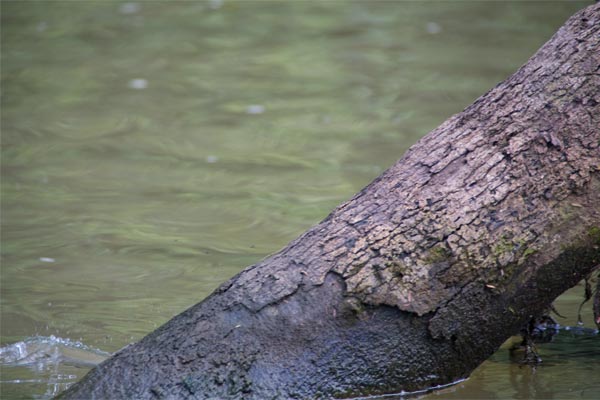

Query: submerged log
left=59, top=4, right=600, bottom=399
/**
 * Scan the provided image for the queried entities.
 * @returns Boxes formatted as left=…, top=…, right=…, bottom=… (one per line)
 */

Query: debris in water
left=39, top=257, right=55, bottom=263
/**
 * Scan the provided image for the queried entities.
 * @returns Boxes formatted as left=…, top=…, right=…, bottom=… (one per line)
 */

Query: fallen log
left=58, top=3, right=600, bottom=399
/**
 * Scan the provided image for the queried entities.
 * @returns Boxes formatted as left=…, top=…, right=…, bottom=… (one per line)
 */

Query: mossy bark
left=58, top=4, right=600, bottom=400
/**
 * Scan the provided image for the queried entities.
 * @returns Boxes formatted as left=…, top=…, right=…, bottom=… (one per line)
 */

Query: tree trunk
left=59, top=4, right=600, bottom=399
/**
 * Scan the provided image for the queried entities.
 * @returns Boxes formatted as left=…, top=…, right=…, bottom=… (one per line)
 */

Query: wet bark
left=59, top=4, right=600, bottom=400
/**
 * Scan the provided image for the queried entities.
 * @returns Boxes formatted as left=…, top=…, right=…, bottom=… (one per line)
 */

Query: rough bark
left=59, top=4, right=600, bottom=400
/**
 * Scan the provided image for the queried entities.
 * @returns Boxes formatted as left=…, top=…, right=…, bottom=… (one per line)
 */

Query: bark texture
left=59, top=4, right=600, bottom=399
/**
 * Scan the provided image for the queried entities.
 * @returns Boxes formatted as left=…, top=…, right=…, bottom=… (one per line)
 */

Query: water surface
left=1, top=1, right=597, bottom=398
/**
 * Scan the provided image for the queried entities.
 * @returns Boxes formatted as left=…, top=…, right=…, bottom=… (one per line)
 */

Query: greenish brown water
left=1, top=1, right=598, bottom=398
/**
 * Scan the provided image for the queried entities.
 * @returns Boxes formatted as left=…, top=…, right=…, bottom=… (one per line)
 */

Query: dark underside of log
left=58, top=3, right=600, bottom=400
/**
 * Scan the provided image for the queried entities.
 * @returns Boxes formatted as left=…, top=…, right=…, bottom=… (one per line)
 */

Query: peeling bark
left=58, top=4, right=600, bottom=400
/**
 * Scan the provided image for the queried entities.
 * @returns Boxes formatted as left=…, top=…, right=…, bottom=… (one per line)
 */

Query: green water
left=1, top=1, right=597, bottom=398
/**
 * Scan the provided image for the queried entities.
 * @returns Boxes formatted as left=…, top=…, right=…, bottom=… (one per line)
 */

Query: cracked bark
left=58, top=4, right=600, bottom=400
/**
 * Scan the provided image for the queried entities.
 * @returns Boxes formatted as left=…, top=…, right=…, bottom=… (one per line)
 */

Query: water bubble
left=39, top=257, right=55, bottom=263
left=246, top=104, right=265, bottom=114
left=208, top=0, right=224, bottom=10
left=119, top=2, right=141, bottom=15
left=426, top=22, right=442, bottom=34
left=128, top=78, right=148, bottom=90
left=36, top=21, right=48, bottom=32
left=206, top=155, right=219, bottom=163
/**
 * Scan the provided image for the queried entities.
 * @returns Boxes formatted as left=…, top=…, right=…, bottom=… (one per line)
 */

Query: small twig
left=577, top=275, right=593, bottom=325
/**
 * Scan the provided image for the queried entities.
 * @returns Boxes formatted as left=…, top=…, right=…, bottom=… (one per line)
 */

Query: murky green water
left=2, top=1, right=597, bottom=398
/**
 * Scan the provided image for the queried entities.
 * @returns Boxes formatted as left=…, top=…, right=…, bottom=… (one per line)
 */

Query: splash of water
left=0, top=335, right=111, bottom=399
left=0, top=335, right=110, bottom=369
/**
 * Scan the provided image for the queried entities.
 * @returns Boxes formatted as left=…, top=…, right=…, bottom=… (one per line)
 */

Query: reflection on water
left=1, top=322, right=597, bottom=400
left=356, top=317, right=600, bottom=400
left=1, top=1, right=596, bottom=399
left=423, top=327, right=600, bottom=400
